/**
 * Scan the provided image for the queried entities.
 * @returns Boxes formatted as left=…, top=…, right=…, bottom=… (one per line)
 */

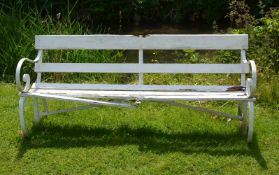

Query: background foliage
left=0, top=0, right=278, bottom=105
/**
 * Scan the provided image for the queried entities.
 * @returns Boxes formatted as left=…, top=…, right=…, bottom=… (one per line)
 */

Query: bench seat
left=26, top=86, right=253, bottom=101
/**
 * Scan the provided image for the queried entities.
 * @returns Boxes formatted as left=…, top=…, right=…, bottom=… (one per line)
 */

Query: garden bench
left=16, top=34, right=256, bottom=142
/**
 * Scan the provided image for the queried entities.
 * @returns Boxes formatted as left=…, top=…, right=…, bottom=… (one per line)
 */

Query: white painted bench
left=16, top=34, right=256, bottom=142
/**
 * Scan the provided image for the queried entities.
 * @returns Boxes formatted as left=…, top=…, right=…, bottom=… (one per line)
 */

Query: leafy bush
left=248, top=9, right=279, bottom=105
left=223, top=7, right=279, bottom=105
left=248, top=8, right=279, bottom=74
left=226, top=0, right=255, bottom=28
left=226, top=7, right=279, bottom=75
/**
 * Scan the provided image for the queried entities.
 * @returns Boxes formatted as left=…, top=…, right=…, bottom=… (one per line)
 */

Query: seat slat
left=35, top=63, right=249, bottom=73
left=27, top=89, right=251, bottom=101
left=35, top=34, right=248, bottom=50
left=32, top=83, right=244, bottom=92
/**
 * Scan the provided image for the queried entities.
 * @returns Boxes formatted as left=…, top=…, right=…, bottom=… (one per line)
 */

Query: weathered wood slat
left=35, top=63, right=249, bottom=73
left=35, top=34, right=248, bottom=50
left=32, top=83, right=242, bottom=92
left=26, top=89, right=254, bottom=101
left=29, top=89, right=246, bottom=96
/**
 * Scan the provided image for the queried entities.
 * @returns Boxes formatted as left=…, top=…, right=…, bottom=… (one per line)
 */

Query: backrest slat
left=35, top=63, right=250, bottom=74
left=35, top=34, right=248, bottom=50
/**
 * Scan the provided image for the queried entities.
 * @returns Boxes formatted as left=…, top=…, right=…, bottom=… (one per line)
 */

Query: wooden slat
left=32, top=83, right=243, bottom=92
left=35, top=63, right=249, bottom=73
left=35, top=34, right=248, bottom=50
left=27, top=89, right=253, bottom=101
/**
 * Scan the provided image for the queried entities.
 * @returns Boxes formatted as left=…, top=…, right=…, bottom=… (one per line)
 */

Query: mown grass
left=1, top=83, right=278, bottom=174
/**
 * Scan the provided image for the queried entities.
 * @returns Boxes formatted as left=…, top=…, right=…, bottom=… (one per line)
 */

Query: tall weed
left=0, top=2, right=124, bottom=83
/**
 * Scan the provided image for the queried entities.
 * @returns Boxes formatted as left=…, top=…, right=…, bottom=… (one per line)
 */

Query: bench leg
left=247, top=101, right=255, bottom=143
left=19, top=96, right=28, bottom=136
left=34, top=97, right=40, bottom=126
left=240, top=102, right=248, bottom=135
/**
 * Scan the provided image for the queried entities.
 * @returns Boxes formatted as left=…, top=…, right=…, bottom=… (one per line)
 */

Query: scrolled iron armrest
left=246, top=60, right=257, bottom=97
left=16, top=50, right=42, bottom=93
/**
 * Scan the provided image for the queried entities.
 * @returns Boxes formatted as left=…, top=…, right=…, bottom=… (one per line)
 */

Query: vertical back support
left=138, top=35, right=144, bottom=85
left=138, top=51, right=144, bottom=84
left=241, top=50, right=247, bottom=86
left=36, top=50, right=43, bottom=83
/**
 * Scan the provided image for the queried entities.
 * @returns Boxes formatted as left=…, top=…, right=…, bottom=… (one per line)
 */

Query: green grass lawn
left=0, top=83, right=278, bottom=174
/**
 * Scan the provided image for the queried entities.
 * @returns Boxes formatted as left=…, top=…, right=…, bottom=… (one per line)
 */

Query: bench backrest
left=35, top=34, right=248, bottom=50
left=34, top=34, right=249, bottom=89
